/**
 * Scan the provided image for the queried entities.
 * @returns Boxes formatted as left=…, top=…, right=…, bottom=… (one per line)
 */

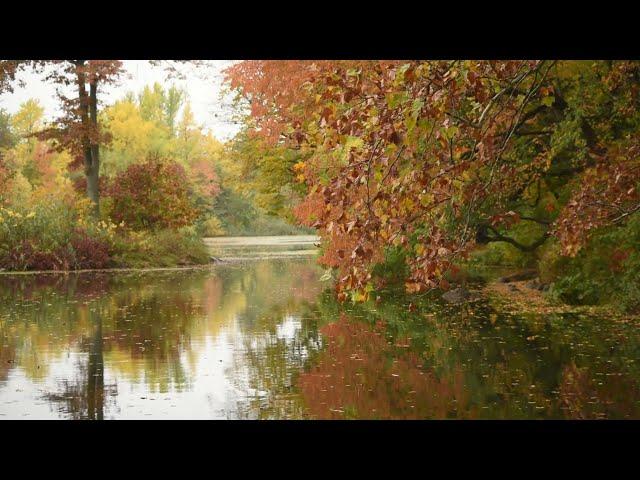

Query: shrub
left=1, top=201, right=72, bottom=270
left=612, top=246, right=640, bottom=314
left=108, top=159, right=198, bottom=231
left=0, top=240, right=73, bottom=271
left=70, top=229, right=112, bottom=269
left=548, top=273, right=603, bottom=305
left=0, top=188, right=208, bottom=271
left=543, top=214, right=640, bottom=312
left=0, top=199, right=117, bottom=271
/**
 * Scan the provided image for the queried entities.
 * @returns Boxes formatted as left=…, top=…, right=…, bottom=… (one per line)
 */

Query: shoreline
left=482, top=278, right=636, bottom=319
left=0, top=253, right=319, bottom=276
left=0, top=263, right=218, bottom=276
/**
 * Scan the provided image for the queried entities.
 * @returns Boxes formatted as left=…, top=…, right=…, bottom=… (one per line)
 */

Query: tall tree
left=164, top=85, right=185, bottom=137
left=137, top=82, right=185, bottom=136
left=10, top=99, right=44, bottom=139
left=48, top=61, right=124, bottom=215
left=1, top=60, right=124, bottom=215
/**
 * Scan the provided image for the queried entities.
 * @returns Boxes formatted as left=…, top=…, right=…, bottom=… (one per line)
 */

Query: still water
left=1, top=236, right=640, bottom=419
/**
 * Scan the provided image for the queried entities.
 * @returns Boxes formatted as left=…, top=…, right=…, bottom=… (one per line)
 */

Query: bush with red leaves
left=107, top=159, right=198, bottom=230
left=70, top=229, right=111, bottom=269
left=0, top=231, right=111, bottom=271
left=0, top=240, right=73, bottom=271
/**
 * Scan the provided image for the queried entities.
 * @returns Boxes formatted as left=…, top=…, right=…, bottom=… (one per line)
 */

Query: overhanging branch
left=479, top=224, right=550, bottom=252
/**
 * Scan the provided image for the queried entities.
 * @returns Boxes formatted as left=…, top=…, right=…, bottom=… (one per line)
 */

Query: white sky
left=0, top=60, right=242, bottom=141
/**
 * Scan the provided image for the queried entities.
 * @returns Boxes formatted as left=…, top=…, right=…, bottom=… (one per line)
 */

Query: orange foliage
left=189, top=158, right=220, bottom=199
left=227, top=60, right=640, bottom=299
left=555, top=141, right=640, bottom=256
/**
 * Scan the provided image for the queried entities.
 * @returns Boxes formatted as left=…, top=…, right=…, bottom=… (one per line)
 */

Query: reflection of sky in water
left=276, top=316, right=302, bottom=341
left=0, top=254, right=324, bottom=419
left=105, top=334, right=239, bottom=419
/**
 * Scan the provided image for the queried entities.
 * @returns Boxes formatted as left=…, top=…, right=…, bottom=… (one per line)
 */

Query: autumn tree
left=137, top=82, right=186, bottom=137
left=0, top=109, right=17, bottom=150
left=100, top=97, right=173, bottom=176
left=220, top=127, right=305, bottom=219
left=42, top=61, right=124, bottom=215
left=0, top=100, right=75, bottom=206
left=226, top=60, right=640, bottom=300
left=0, top=60, right=124, bottom=215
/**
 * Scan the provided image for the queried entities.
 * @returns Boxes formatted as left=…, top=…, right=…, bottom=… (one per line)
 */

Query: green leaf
left=542, top=96, right=555, bottom=107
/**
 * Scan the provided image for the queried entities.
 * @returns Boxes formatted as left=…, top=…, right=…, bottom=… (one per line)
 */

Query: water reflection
left=2, top=259, right=640, bottom=419
left=298, top=292, right=640, bottom=419
left=0, top=259, right=323, bottom=419
left=298, top=313, right=470, bottom=419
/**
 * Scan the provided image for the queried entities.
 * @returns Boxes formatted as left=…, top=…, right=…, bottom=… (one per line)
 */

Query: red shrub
left=70, top=229, right=111, bottom=269
left=72, top=175, right=111, bottom=196
left=0, top=232, right=111, bottom=271
left=107, top=159, right=198, bottom=230
left=0, top=240, right=73, bottom=271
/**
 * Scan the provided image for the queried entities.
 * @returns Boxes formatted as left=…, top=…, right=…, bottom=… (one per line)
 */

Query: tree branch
left=481, top=224, right=549, bottom=252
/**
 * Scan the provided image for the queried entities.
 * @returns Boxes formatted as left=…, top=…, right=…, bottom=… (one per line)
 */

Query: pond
left=1, top=235, right=640, bottom=419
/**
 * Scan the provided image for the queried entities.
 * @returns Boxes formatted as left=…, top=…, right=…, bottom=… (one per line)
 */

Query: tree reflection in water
left=43, top=309, right=118, bottom=420
left=296, top=290, right=640, bottom=419
left=299, top=313, right=471, bottom=419
left=0, top=259, right=325, bottom=419
left=2, top=259, right=640, bottom=419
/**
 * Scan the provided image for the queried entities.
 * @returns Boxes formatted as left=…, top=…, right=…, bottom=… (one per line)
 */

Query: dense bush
left=0, top=196, right=211, bottom=272
left=0, top=170, right=211, bottom=272
left=108, top=159, right=198, bottom=231
left=468, top=242, right=534, bottom=269
left=0, top=200, right=115, bottom=270
left=543, top=216, right=640, bottom=312
left=70, top=229, right=112, bottom=269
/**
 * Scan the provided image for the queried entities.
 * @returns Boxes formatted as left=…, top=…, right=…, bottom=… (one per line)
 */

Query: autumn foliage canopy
left=225, top=60, right=640, bottom=300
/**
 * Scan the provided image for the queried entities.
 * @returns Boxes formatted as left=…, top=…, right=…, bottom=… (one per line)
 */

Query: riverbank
left=436, top=264, right=637, bottom=318
left=1, top=250, right=633, bottom=321
left=0, top=235, right=322, bottom=275
left=0, top=263, right=217, bottom=276
left=482, top=277, right=637, bottom=320
left=0, top=254, right=320, bottom=276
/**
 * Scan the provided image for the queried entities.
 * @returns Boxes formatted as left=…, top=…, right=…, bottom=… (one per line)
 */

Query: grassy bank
left=0, top=201, right=210, bottom=272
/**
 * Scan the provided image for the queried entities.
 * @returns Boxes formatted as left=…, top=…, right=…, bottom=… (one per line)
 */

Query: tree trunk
left=86, top=158, right=100, bottom=215
left=75, top=60, right=100, bottom=216
left=88, top=79, right=100, bottom=216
